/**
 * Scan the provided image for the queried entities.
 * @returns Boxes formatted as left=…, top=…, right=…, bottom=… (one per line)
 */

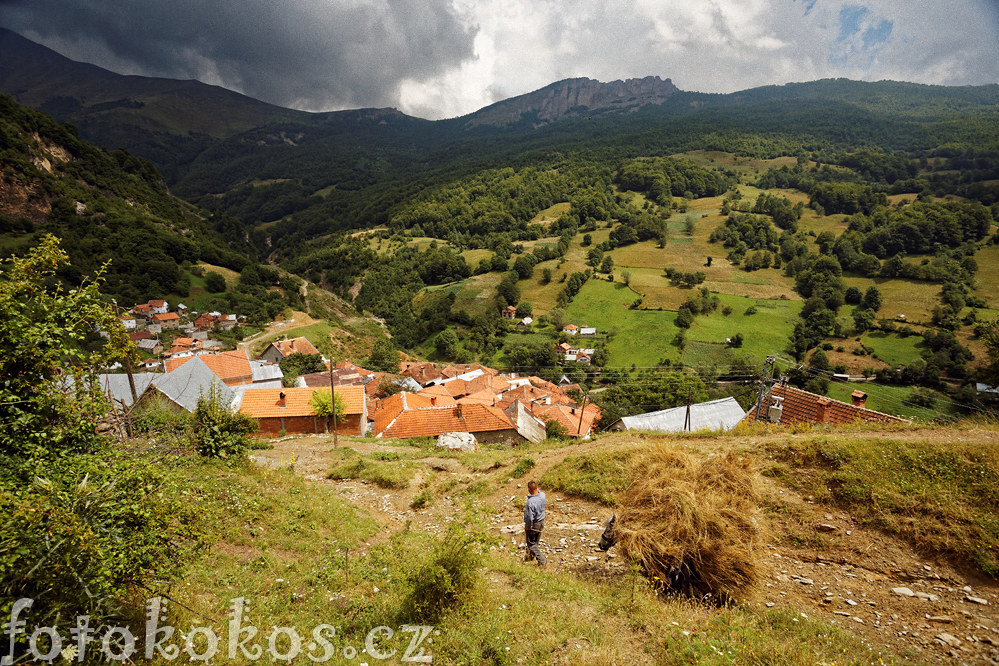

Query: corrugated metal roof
left=615, top=397, right=746, bottom=433
left=151, top=356, right=234, bottom=412
left=95, top=373, right=156, bottom=407
left=250, top=360, right=284, bottom=382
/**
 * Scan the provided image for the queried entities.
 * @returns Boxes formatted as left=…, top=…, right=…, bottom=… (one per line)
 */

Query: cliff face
left=465, top=76, right=679, bottom=128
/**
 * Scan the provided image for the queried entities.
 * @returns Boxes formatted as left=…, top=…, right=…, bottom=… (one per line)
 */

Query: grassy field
left=565, top=278, right=680, bottom=366
left=682, top=294, right=802, bottom=367
left=975, top=244, right=999, bottom=309
left=841, top=276, right=940, bottom=323
left=825, top=381, right=947, bottom=420
left=861, top=331, right=925, bottom=366
left=448, top=272, right=504, bottom=317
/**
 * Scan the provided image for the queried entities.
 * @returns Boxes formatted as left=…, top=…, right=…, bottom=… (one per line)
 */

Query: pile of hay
left=615, top=445, right=763, bottom=603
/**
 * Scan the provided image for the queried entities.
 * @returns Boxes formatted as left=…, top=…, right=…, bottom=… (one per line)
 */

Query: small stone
left=966, top=596, right=989, bottom=605
left=834, top=611, right=851, bottom=617
left=845, top=599, right=858, bottom=606
left=914, top=592, right=939, bottom=602
left=766, top=602, right=776, bottom=608
left=892, top=587, right=915, bottom=597
left=852, top=617, right=864, bottom=624
left=926, top=616, right=953, bottom=623
left=963, top=585, right=973, bottom=593
left=586, top=556, right=598, bottom=561
left=797, top=578, right=814, bottom=585
left=815, top=523, right=838, bottom=532
left=936, top=633, right=962, bottom=647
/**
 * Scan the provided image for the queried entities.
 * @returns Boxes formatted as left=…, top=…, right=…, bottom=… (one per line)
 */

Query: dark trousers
left=526, top=520, right=546, bottom=566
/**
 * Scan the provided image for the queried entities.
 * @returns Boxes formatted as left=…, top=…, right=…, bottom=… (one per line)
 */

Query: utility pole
left=327, top=352, right=339, bottom=448
left=684, top=387, right=692, bottom=432
left=753, top=355, right=777, bottom=423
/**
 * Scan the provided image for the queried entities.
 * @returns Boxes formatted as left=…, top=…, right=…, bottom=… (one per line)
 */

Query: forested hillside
left=0, top=94, right=253, bottom=304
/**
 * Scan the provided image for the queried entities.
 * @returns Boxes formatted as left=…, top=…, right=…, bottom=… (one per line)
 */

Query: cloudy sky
left=2, top=0, right=997, bottom=120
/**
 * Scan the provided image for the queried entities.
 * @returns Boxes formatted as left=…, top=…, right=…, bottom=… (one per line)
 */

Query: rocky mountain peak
left=464, top=75, right=679, bottom=128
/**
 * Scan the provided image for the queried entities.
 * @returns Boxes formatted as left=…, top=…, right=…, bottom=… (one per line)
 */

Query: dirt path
left=251, top=431, right=999, bottom=663
left=239, top=310, right=318, bottom=356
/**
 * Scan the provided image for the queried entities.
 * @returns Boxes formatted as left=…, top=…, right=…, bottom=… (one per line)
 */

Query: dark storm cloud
left=0, top=0, right=477, bottom=111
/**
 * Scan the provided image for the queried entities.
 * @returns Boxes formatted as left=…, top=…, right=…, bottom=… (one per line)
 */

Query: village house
left=238, top=385, right=367, bottom=436
left=147, top=299, right=169, bottom=315
left=119, top=314, right=136, bottom=330
left=135, top=356, right=233, bottom=413
left=193, top=313, right=217, bottom=331
left=217, top=314, right=238, bottom=331
left=563, top=324, right=579, bottom=335
left=131, top=303, right=154, bottom=319
left=151, top=312, right=180, bottom=330
left=136, top=338, right=163, bottom=355
left=259, top=336, right=321, bottom=364
left=400, top=361, right=443, bottom=386
left=371, top=397, right=530, bottom=445
left=501, top=305, right=517, bottom=319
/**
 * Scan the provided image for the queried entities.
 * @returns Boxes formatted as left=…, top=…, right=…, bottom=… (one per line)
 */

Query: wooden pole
left=328, top=354, right=338, bottom=447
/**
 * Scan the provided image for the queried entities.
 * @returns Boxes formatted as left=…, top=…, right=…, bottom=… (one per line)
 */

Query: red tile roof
left=400, top=361, right=442, bottom=385
left=531, top=402, right=601, bottom=437
left=417, top=384, right=457, bottom=403
left=166, top=350, right=252, bottom=384
left=151, top=312, right=180, bottom=322
left=271, top=337, right=320, bottom=357
left=745, top=385, right=908, bottom=426
left=378, top=402, right=514, bottom=439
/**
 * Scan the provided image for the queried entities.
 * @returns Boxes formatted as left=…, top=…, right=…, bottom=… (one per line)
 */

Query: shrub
left=193, top=384, right=257, bottom=458
left=511, top=456, right=536, bottom=478
left=411, top=488, right=434, bottom=509
left=545, top=419, right=569, bottom=440
left=399, top=516, right=494, bottom=623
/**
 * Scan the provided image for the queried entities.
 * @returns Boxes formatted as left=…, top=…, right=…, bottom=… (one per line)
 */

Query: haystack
left=615, top=445, right=763, bottom=603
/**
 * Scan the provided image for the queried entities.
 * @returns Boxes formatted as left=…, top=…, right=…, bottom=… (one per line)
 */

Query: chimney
left=430, top=396, right=436, bottom=406
left=850, top=390, right=868, bottom=409
left=816, top=397, right=832, bottom=423
left=455, top=405, right=463, bottom=419
left=278, top=391, right=287, bottom=408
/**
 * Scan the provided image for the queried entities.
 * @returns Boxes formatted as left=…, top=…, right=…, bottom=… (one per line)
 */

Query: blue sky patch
left=837, top=5, right=870, bottom=43
left=829, top=4, right=894, bottom=66
left=862, top=19, right=893, bottom=50
left=793, top=0, right=819, bottom=16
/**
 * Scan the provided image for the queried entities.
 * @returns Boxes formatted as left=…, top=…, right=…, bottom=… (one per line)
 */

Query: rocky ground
left=252, top=431, right=999, bottom=664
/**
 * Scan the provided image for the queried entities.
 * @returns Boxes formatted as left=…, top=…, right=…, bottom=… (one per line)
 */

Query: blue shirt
left=524, top=491, right=546, bottom=526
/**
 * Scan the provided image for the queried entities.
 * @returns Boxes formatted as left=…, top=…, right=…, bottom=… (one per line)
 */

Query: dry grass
left=614, top=444, right=764, bottom=603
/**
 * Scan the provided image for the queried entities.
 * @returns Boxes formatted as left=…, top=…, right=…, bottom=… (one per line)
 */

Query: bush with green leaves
left=0, top=236, right=198, bottom=649
left=193, top=385, right=257, bottom=457
left=399, top=514, right=495, bottom=623
left=1, top=455, right=201, bottom=637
